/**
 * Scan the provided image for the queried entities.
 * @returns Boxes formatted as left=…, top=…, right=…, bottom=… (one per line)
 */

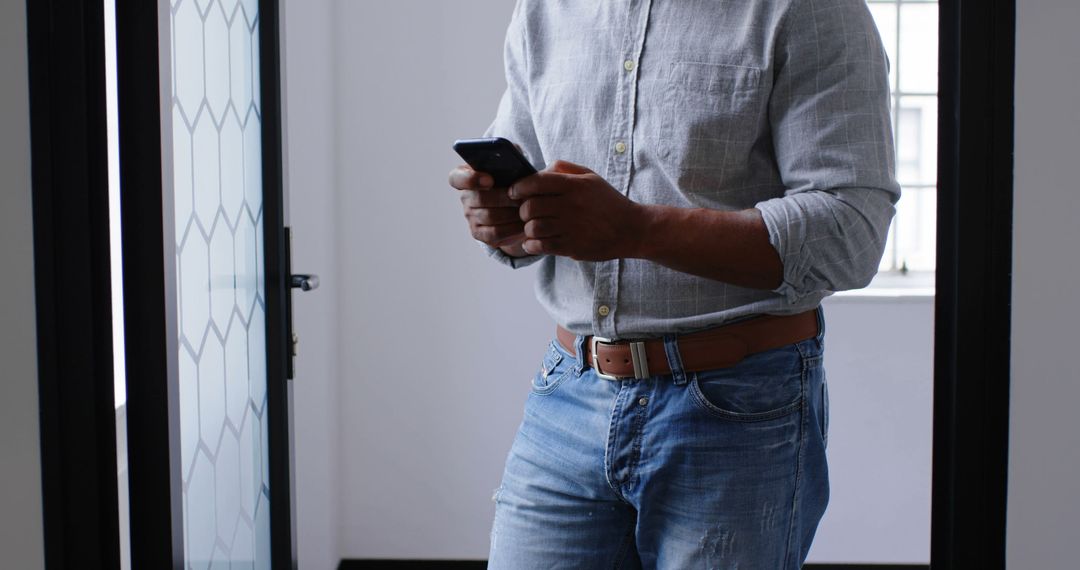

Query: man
left=449, top=0, right=898, bottom=567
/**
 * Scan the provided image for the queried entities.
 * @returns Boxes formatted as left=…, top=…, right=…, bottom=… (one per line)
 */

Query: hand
left=448, top=165, right=527, bottom=254
left=510, top=161, right=646, bottom=261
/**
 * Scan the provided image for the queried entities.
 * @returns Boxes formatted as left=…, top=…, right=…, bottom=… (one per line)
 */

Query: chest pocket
left=659, top=62, right=765, bottom=190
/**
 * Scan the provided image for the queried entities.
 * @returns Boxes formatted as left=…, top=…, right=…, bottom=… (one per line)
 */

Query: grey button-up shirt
left=483, top=0, right=900, bottom=339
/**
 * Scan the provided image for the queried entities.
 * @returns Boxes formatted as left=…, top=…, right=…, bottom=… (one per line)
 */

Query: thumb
left=547, top=160, right=594, bottom=175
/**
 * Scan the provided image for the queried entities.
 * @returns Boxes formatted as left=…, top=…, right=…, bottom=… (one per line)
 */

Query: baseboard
left=339, top=563, right=486, bottom=570
left=339, top=560, right=928, bottom=570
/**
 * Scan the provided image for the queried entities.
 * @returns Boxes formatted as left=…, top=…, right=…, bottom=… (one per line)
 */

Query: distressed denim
left=489, top=313, right=829, bottom=569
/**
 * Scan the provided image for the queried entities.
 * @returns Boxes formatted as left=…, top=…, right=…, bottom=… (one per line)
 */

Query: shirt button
left=638, top=397, right=649, bottom=406
left=598, top=305, right=611, bottom=317
left=623, top=59, right=636, bottom=72
left=614, top=141, right=627, bottom=154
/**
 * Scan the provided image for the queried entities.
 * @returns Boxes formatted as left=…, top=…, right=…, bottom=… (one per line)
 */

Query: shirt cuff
left=756, top=187, right=896, bottom=303
left=755, top=197, right=816, bottom=305
left=480, top=241, right=544, bottom=269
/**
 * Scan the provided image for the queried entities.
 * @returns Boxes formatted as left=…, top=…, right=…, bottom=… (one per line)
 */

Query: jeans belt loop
left=663, top=334, right=689, bottom=386
left=572, top=334, right=587, bottom=374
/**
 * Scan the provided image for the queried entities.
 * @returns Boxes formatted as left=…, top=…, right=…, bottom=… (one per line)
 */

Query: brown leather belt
left=556, top=310, right=819, bottom=380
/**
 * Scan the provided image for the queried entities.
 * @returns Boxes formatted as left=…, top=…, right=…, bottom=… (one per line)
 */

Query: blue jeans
left=488, top=315, right=829, bottom=569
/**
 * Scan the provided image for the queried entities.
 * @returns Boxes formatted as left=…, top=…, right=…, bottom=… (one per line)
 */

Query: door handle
left=285, top=227, right=316, bottom=380
left=290, top=274, right=319, bottom=291
left=286, top=274, right=316, bottom=360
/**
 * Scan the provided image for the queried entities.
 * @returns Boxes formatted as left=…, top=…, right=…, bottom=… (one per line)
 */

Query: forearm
left=630, top=204, right=783, bottom=291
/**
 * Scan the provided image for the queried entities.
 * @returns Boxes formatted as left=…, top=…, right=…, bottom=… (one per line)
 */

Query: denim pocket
left=531, top=342, right=573, bottom=395
left=689, top=343, right=807, bottom=422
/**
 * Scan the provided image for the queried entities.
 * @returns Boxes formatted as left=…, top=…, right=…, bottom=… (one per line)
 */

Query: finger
left=449, top=165, right=494, bottom=190
left=448, top=166, right=476, bottom=190
left=524, top=218, right=560, bottom=239
left=468, top=207, right=521, bottom=226
left=547, top=160, right=594, bottom=175
left=518, top=195, right=562, bottom=221
left=461, top=189, right=519, bottom=209
left=472, top=222, right=525, bottom=245
left=522, top=237, right=563, bottom=256
left=509, top=172, right=565, bottom=201
left=492, top=230, right=526, bottom=248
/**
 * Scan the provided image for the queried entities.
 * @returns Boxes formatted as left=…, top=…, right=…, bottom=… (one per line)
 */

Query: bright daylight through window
left=867, top=0, right=938, bottom=288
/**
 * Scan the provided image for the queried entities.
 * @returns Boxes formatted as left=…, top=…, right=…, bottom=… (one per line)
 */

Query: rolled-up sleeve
left=480, top=0, right=546, bottom=269
left=755, top=0, right=901, bottom=302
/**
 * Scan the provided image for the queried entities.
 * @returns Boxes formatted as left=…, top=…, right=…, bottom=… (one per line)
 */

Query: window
left=868, top=0, right=939, bottom=281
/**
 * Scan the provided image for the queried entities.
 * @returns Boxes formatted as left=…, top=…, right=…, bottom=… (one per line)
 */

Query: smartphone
left=453, top=137, right=538, bottom=188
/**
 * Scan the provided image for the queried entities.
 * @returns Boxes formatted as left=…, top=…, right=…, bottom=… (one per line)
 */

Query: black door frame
left=27, top=0, right=1014, bottom=568
left=26, top=0, right=121, bottom=567
left=930, top=0, right=1015, bottom=567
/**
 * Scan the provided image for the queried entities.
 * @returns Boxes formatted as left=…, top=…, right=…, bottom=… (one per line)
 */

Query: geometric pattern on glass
left=867, top=0, right=939, bottom=274
left=169, top=0, right=270, bottom=567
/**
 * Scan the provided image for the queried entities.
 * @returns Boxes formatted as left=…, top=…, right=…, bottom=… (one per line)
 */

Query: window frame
left=867, top=0, right=941, bottom=287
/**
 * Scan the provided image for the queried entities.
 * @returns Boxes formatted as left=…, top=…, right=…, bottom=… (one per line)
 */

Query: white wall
left=282, top=1, right=933, bottom=564
left=809, top=296, right=933, bottom=564
left=332, top=1, right=551, bottom=558
left=1007, top=0, right=1080, bottom=567
left=0, top=2, right=45, bottom=569
left=281, top=1, right=341, bottom=568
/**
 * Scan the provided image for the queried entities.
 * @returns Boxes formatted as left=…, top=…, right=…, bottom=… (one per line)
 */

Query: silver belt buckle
left=590, top=337, right=650, bottom=380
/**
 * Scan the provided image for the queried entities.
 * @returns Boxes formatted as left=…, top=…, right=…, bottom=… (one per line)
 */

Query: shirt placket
left=592, top=0, right=653, bottom=339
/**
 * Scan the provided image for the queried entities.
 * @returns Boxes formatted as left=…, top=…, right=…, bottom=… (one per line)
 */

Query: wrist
left=626, top=203, right=664, bottom=259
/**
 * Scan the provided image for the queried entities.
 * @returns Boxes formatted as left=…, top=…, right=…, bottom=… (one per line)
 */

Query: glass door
left=114, top=0, right=295, bottom=567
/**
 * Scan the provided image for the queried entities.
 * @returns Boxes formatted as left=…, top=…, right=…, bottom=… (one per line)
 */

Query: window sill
left=828, top=271, right=936, bottom=303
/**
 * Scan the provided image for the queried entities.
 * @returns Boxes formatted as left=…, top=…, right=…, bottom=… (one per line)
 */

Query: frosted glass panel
left=166, top=0, right=270, bottom=568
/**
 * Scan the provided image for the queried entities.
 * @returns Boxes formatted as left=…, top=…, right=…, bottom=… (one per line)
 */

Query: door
left=114, top=0, right=301, bottom=567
